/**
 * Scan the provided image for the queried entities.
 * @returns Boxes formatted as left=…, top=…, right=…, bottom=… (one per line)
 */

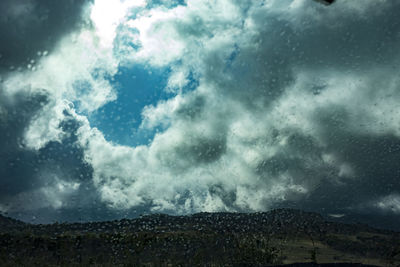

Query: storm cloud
left=0, top=0, right=91, bottom=71
left=0, top=0, right=400, bottom=227
left=0, top=0, right=97, bottom=218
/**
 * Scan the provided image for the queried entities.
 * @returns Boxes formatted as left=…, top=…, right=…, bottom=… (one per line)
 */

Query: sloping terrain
left=0, top=209, right=399, bottom=266
left=0, top=214, right=26, bottom=231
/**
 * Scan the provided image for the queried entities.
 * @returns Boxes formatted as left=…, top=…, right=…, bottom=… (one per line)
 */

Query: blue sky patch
left=88, top=65, right=171, bottom=146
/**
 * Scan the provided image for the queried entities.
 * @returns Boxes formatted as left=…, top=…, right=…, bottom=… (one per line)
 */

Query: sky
left=0, top=0, right=399, bottom=229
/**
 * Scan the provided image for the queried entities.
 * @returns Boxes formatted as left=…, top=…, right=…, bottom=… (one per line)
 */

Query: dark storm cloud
left=312, top=114, right=400, bottom=203
left=0, top=90, right=49, bottom=196
left=219, top=0, right=400, bottom=210
left=0, top=0, right=92, bottom=72
left=211, top=1, right=400, bottom=111
left=0, top=93, right=93, bottom=211
left=0, top=0, right=95, bottom=215
left=273, top=128, right=400, bottom=208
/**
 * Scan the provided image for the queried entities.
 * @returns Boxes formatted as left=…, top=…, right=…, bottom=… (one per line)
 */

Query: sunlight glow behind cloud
left=91, top=0, right=146, bottom=47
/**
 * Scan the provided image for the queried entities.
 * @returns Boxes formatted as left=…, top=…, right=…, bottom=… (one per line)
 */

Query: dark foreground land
left=0, top=209, right=399, bottom=266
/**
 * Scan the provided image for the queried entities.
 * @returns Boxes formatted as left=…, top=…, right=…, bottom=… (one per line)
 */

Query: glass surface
left=0, top=0, right=399, bottom=265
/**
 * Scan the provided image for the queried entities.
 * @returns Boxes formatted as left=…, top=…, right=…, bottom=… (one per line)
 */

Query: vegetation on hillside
left=0, top=209, right=399, bottom=266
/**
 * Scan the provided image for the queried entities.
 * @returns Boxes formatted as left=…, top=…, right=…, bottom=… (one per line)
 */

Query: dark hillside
left=0, top=214, right=26, bottom=231
left=0, top=209, right=399, bottom=266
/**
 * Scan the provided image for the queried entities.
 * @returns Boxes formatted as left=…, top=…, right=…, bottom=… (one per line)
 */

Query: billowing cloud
left=77, top=0, right=400, bottom=215
left=0, top=0, right=149, bottom=221
left=1, top=0, right=400, bottom=227
left=0, top=0, right=96, bottom=216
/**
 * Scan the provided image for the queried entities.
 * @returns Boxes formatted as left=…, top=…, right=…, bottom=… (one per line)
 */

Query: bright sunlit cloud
left=91, top=0, right=146, bottom=47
